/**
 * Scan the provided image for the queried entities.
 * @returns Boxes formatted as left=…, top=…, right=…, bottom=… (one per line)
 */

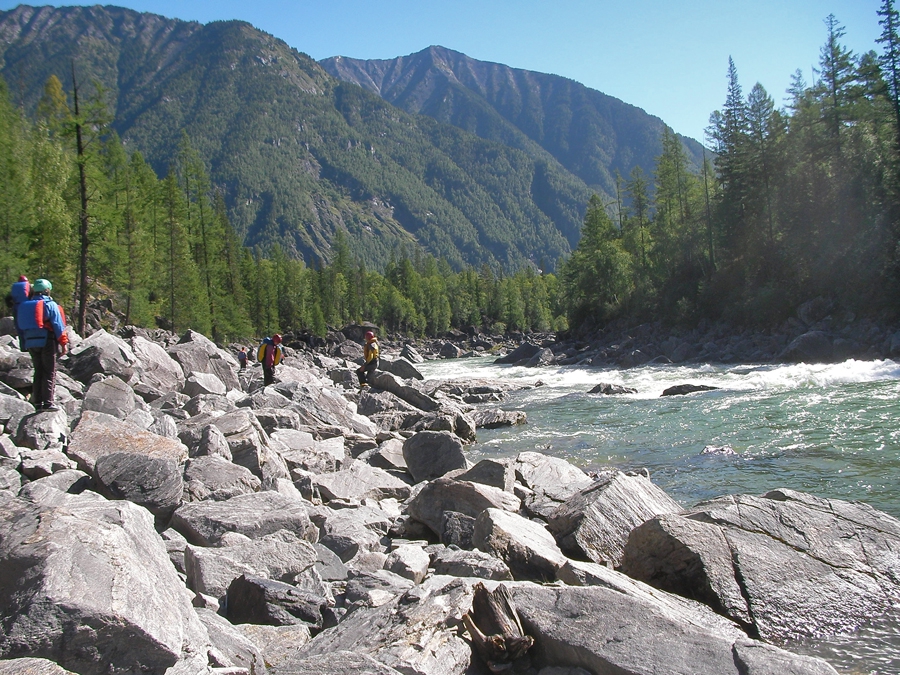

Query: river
left=416, top=355, right=900, bottom=675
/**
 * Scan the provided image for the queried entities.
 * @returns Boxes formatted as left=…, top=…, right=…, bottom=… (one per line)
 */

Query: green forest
left=563, top=4, right=900, bottom=333
left=2, top=4, right=900, bottom=344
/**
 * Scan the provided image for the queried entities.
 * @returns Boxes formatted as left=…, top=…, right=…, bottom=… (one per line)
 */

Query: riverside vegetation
left=4, top=5, right=900, bottom=343
left=2, top=320, right=897, bottom=675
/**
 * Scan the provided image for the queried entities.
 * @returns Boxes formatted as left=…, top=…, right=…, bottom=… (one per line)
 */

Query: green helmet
left=32, top=278, right=52, bottom=293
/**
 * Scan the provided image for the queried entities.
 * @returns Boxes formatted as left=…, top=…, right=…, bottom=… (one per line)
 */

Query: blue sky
left=0, top=1, right=884, bottom=143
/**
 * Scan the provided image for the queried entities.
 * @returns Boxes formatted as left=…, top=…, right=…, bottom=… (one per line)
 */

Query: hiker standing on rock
left=258, top=334, right=283, bottom=386
left=237, top=347, right=248, bottom=371
left=17, top=278, right=69, bottom=411
left=357, top=330, right=379, bottom=387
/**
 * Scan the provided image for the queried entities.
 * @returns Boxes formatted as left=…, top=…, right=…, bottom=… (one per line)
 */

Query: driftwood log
left=462, top=583, right=534, bottom=672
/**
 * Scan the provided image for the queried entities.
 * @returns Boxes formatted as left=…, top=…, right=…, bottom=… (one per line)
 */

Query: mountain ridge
left=321, top=45, right=706, bottom=199
left=1, top=5, right=700, bottom=272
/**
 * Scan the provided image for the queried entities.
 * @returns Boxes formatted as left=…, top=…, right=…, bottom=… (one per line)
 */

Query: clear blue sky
left=0, top=1, right=884, bottom=142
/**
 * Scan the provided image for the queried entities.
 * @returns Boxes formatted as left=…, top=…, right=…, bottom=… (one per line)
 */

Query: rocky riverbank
left=1, top=321, right=898, bottom=675
left=391, top=301, right=900, bottom=369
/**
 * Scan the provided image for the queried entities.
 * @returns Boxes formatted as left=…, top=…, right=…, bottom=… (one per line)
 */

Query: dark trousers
left=357, top=359, right=378, bottom=385
left=29, top=342, right=57, bottom=408
left=263, top=364, right=275, bottom=386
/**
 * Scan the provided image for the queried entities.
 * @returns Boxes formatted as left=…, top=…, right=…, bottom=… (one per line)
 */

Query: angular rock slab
left=0, top=492, right=209, bottom=675
left=0, top=658, right=78, bottom=674
left=508, top=583, right=838, bottom=675
left=81, top=376, right=138, bottom=420
left=473, top=508, right=567, bottom=582
left=296, top=576, right=477, bottom=675
left=67, top=410, right=188, bottom=474
left=313, top=462, right=410, bottom=503
left=406, top=478, right=521, bottom=537
left=402, top=431, right=468, bottom=482
left=620, top=513, right=754, bottom=629
left=623, top=489, right=900, bottom=642
left=514, top=451, right=592, bottom=517
left=185, top=529, right=318, bottom=597
left=265, top=650, right=403, bottom=675
left=94, top=451, right=183, bottom=517
left=172, top=491, right=318, bottom=546
left=548, top=470, right=683, bottom=567
left=130, top=335, right=186, bottom=393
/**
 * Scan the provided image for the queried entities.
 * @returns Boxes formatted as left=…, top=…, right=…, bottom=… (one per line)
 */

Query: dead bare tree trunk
left=462, top=583, right=534, bottom=672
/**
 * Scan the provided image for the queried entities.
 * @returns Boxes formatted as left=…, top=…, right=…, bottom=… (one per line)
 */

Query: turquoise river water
left=417, top=356, right=900, bottom=675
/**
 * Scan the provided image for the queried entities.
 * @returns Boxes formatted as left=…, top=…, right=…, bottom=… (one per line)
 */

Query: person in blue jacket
left=18, top=278, right=69, bottom=411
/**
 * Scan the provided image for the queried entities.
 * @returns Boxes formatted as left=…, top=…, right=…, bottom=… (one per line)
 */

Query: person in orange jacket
left=356, top=330, right=379, bottom=387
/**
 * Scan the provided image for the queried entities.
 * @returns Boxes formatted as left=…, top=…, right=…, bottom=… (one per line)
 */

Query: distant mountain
left=0, top=6, right=699, bottom=272
left=321, top=46, right=706, bottom=198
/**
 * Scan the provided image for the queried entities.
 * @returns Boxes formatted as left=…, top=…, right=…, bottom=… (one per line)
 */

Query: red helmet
left=365, top=331, right=375, bottom=341
left=272, top=334, right=283, bottom=344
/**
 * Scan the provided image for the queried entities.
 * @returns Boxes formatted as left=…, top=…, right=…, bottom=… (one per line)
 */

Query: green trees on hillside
left=561, top=6, right=900, bottom=330
left=0, top=72, right=565, bottom=341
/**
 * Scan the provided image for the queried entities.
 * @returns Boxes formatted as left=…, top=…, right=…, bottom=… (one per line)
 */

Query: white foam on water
left=420, top=356, right=900, bottom=401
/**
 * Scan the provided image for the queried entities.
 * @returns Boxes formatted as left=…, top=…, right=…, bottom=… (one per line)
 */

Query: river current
left=416, top=356, right=900, bottom=675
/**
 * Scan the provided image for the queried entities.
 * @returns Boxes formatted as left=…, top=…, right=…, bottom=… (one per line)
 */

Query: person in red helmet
left=356, top=330, right=379, bottom=387
left=257, top=333, right=284, bottom=386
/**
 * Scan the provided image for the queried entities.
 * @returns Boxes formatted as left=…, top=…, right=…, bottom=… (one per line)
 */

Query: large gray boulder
left=494, top=342, right=542, bottom=365
left=171, top=491, right=318, bottom=546
left=94, top=451, right=183, bottom=518
left=0, top=658, right=78, bottom=674
left=232, top=623, right=311, bottom=674
left=264, top=650, right=403, bottom=675
left=194, top=607, right=267, bottom=674
left=182, top=372, right=227, bottom=398
left=378, top=356, right=424, bottom=381
left=67, top=411, right=188, bottom=475
left=130, top=335, right=185, bottom=393
left=779, top=331, right=835, bottom=363
left=185, top=529, right=318, bottom=598
left=402, top=431, right=468, bottom=482
left=12, top=408, right=68, bottom=451
left=211, top=409, right=290, bottom=484
left=383, top=544, right=430, bottom=584
left=65, top=329, right=140, bottom=384
left=182, top=455, right=260, bottom=500
left=82, top=376, right=139, bottom=420
left=508, top=583, right=838, bottom=675
left=621, top=489, right=900, bottom=642
left=547, top=470, right=683, bottom=567
left=514, top=451, right=592, bottom=517
left=0, top=393, right=34, bottom=435
left=368, top=371, right=438, bottom=412
left=295, top=576, right=476, bottom=675
left=0, top=491, right=209, bottom=675
left=430, top=547, right=513, bottom=581
left=406, top=478, right=520, bottom=537
left=313, top=462, right=411, bottom=503
left=473, top=508, right=567, bottom=582
left=226, top=575, right=326, bottom=629
left=271, top=381, right=378, bottom=437
left=318, top=505, right=393, bottom=563
left=167, top=330, right=240, bottom=391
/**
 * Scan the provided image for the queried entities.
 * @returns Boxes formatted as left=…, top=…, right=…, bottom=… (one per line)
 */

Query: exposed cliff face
left=322, top=45, right=706, bottom=198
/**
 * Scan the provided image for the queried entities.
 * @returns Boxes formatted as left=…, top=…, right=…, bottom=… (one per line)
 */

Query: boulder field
left=0, top=324, right=894, bottom=675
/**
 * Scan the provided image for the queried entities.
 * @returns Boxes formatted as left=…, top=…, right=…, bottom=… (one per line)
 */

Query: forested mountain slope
left=321, top=45, right=706, bottom=200
left=0, top=5, right=693, bottom=272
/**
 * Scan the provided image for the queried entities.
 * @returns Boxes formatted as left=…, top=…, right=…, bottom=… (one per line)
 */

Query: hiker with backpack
left=258, top=334, right=283, bottom=386
left=14, top=278, right=69, bottom=411
left=356, top=330, right=379, bottom=387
